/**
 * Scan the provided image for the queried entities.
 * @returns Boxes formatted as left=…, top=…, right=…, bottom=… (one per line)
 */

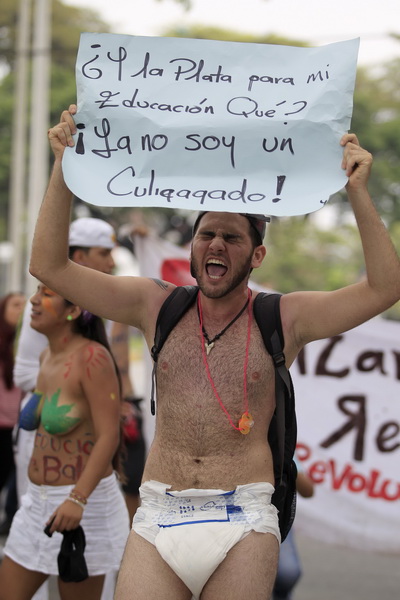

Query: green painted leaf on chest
left=41, top=388, right=81, bottom=435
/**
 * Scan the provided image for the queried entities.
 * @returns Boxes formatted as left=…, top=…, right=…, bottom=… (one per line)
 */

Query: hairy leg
left=0, top=556, right=48, bottom=600
left=58, top=574, right=105, bottom=600
left=202, top=531, right=279, bottom=600
left=114, top=531, right=193, bottom=600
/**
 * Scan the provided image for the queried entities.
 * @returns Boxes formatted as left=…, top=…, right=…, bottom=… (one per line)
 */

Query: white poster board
left=63, top=34, right=359, bottom=216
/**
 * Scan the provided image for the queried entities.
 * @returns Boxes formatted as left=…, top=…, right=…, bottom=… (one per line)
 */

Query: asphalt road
left=293, top=531, right=399, bottom=600
left=1, top=530, right=399, bottom=599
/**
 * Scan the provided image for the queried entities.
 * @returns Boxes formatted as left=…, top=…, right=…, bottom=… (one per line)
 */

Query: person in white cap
left=29, top=107, right=400, bottom=600
left=67, top=217, right=116, bottom=274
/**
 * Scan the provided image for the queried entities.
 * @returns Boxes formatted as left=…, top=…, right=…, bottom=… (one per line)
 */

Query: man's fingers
left=48, top=121, right=75, bottom=147
left=60, top=109, right=77, bottom=132
left=340, top=132, right=372, bottom=177
left=340, top=132, right=360, bottom=147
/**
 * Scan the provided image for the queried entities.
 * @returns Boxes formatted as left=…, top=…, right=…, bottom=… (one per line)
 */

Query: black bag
left=253, top=292, right=297, bottom=542
left=57, top=526, right=89, bottom=583
left=151, top=286, right=297, bottom=541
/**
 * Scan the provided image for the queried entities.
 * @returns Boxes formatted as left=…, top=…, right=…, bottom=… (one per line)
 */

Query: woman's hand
left=45, top=497, right=84, bottom=534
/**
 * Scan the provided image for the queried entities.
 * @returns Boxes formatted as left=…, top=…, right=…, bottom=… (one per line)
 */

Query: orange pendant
left=238, top=412, right=254, bottom=435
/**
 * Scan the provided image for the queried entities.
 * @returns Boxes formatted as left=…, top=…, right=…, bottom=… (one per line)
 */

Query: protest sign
left=63, top=33, right=359, bottom=216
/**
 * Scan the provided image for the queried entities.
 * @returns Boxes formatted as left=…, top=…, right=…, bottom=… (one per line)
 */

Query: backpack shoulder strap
left=253, top=292, right=292, bottom=390
left=253, top=292, right=293, bottom=478
left=150, top=285, right=199, bottom=414
left=252, top=292, right=285, bottom=367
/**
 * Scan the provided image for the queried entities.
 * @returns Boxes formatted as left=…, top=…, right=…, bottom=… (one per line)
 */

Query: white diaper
left=133, top=480, right=280, bottom=599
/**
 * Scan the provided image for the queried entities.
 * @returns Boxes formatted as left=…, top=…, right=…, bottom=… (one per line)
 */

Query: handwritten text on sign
left=62, top=34, right=359, bottom=216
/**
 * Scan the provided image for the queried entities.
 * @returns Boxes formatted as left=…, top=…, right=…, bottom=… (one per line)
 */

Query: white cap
left=68, top=218, right=116, bottom=249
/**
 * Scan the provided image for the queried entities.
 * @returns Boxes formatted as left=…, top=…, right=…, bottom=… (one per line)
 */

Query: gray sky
left=65, top=0, right=400, bottom=67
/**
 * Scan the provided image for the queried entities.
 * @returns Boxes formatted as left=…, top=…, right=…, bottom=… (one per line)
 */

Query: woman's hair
left=64, top=301, right=126, bottom=480
left=67, top=305, right=111, bottom=350
left=0, top=293, right=22, bottom=389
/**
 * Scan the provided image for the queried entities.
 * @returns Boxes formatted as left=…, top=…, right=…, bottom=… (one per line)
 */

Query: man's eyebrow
left=197, top=228, right=242, bottom=239
left=197, top=228, right=215, bottom=236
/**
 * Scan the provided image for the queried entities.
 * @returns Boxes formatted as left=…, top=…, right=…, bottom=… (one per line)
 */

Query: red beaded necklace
left=197, top=288, right=254, bottom=434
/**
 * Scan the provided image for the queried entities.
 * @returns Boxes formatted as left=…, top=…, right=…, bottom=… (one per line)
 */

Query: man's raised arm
left=281, top=133, right=400, bottom=355
left=30, top=106, right=75, bottom=289
left=29, top=105, right=170, bottom=334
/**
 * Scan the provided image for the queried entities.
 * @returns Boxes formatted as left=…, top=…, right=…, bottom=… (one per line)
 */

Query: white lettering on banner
left=62, top=34, right=360, bottom=215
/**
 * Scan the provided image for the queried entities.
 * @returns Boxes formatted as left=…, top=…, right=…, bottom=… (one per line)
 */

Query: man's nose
left=208, top=235, right=226, bottom=252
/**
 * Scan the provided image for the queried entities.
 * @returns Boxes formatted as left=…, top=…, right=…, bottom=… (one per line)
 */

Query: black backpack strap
left=150, top=285, right=199, bottom=415
left=253, top=292, right=293, bottom=480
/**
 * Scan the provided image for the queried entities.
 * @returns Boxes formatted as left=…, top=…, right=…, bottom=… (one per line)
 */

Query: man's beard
left=190, top=252, right=253, bottom=299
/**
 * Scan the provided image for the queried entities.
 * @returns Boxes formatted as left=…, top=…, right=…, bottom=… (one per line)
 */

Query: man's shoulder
left=155, top=284, right=198, bottom=318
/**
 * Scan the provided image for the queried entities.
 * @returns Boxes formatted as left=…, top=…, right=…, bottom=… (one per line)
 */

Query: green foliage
left=51, top=1, right=110, bottom=70
left=0, top=0, right=110, bottom=236
left=0, top=0, right=109, bottom=71
left=0, top=74, right=15, bottom=237
left=0, top=0, right=18, bottom=70
left=348, top=61, right=400, bottom=223
left=252, top=216, right=362, bottom=292
left=251, top=214, right=400, bottom=320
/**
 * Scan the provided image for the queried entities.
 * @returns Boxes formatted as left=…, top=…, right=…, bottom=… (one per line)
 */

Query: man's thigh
left=114, top=531, right=193, bottom=600
left=202, top=531, right=279, bottom=600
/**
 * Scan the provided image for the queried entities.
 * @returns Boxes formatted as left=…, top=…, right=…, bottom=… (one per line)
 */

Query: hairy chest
left=154, top=307, right=276, bottom=452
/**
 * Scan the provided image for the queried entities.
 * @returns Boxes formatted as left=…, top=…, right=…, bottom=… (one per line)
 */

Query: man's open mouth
left=206, top=259, right=228, bottom=279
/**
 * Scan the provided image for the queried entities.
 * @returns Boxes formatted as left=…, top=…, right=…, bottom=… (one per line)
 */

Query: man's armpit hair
left=151, top=278, right=169, bottom=291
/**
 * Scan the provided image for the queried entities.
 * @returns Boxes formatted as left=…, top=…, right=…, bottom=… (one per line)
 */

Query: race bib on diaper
left=156, top=493, right=242, bottom=527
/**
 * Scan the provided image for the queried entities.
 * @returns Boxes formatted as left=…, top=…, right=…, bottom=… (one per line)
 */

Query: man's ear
left=70, top=248, right=87, bottom=266
left=251, top=245, right=267, bottom=269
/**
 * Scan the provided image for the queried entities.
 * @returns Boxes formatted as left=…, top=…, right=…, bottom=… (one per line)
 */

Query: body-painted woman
left=0, top=284, right=130, bottom=600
